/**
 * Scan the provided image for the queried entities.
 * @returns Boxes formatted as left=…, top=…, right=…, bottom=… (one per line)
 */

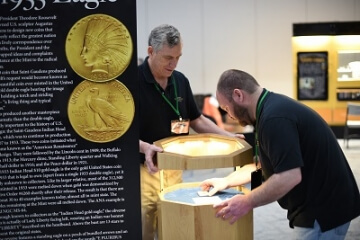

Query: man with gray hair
left=138, top=25, right=237, bottom=239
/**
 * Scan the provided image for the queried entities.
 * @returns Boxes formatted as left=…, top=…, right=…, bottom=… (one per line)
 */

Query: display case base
left=158, top=182, right=253, bottom=240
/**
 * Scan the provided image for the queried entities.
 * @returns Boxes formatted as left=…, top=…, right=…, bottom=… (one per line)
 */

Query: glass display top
left=163, top=187, right=243, bottom=205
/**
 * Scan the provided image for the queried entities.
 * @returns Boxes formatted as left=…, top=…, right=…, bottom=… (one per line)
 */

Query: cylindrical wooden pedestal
left=158, top=182, right=253, bottom=240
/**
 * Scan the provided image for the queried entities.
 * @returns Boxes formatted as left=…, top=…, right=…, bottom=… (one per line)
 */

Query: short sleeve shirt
left=138, top=57, right=201, bottom=163
left=257, top=90, right=360, bottom=231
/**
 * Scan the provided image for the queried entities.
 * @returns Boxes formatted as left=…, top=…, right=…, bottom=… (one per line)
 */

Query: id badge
left=171, top=119, right=190, bottom=135
left=251, top=168, right=262, bottom=190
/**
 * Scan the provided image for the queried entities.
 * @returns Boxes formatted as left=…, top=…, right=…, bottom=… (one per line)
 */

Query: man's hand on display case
left=234, top=133, right=245, bottom=139
left=143, top=142, right=163, bottom=174
left=214, top=194, right=253, bottom=224
left=199, top=178, right=229, bottom=196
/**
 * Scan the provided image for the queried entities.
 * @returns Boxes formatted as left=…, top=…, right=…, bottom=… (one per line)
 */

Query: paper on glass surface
left=197, top=190, right=210, bottom=197
left=192, top=196, right=222, bottom=205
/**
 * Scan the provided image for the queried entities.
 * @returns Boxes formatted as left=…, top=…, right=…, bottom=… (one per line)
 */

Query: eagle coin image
left=68, top=79, right=135, bottom=143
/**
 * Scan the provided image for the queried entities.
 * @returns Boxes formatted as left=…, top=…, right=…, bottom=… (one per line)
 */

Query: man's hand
left=214, top=194, right=253, bottom=224
left=200, top=178, right=229, bottom=196
left=234, top=133, right=245, bottom=139
left=213, top=168, right=302, bottom=225
left=144, top=144, right=163, bottom=174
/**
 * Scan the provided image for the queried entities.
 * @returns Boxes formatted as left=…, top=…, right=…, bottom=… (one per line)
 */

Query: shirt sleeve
left=260, top=117, right=304, bottom=174
left=175, top=72, right=201, bottom=121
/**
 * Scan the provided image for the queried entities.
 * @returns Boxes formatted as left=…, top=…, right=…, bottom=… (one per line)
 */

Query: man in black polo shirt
left=200, top=69, right=360, bottom=239
left=138, top=24, right=237, bottom=240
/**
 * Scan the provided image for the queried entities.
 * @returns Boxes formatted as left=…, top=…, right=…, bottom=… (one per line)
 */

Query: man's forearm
left=247, top=168, right=301, bottom=208
left=225, top=163, right=256, bottom=188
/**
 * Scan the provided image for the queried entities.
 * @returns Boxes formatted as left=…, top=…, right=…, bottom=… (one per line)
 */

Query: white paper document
left=192, top=196, right=222, bottom=205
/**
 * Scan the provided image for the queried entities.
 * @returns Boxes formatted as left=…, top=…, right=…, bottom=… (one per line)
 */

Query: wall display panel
left=337, top=50, right=360, bottom=81
left=297, top=52, right=328, bottom=100
left=0, top=1, right=141, bottom=239
left=293, top=22, right=360, bottom=127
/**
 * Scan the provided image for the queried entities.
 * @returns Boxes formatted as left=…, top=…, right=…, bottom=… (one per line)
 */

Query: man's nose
left=169, top=59, right=178, bottom=68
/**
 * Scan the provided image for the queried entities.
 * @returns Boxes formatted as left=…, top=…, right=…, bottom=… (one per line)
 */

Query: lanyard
left=154, top=75, right=182, bottom=120
left=255, top=89, right=269, bottom=167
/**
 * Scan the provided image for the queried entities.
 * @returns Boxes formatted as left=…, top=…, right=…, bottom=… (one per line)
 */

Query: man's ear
left=232, top=89, right=243, bottom=103
left=147, top=46, right=153, bottom=56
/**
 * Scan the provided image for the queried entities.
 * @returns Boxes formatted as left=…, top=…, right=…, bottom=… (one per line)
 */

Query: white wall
left=136, top=0, right=360, bottom=97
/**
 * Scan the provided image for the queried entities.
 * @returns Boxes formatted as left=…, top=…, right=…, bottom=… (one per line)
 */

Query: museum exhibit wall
left=0, top=2, right=142, bottom=239
left=136, top=0, right=360, bottom=97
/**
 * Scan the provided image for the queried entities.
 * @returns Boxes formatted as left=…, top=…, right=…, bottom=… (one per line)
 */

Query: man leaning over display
left=200, top=69, right=360, bottom=240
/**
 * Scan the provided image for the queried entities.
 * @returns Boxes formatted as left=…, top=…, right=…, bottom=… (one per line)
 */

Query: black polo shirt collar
left=141, top=57, right=174, bottom=89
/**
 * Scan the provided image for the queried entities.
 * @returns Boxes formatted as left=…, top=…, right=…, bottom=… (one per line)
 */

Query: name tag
left=171, top=119, right=190, bottom=135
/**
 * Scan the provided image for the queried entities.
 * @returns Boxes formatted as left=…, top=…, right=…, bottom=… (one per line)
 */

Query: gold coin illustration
left=68, top=79, right=135, bottom=143
left=65, top=14, right=133, bottom=82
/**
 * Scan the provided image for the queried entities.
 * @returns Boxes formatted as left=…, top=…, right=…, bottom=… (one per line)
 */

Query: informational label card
left=0, top=1, right=141, bottom=239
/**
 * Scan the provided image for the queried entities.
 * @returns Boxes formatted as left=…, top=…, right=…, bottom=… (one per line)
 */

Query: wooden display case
left=154, top=133, right=254, bottom=240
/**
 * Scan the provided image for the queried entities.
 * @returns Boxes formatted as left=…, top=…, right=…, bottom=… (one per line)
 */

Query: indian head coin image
left=65, top=14, right=133, bottom=82
left=68, top=79, right=135, bottom=143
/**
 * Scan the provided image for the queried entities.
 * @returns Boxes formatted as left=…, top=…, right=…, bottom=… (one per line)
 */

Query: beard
left=232, top=103, right=253, bottom=127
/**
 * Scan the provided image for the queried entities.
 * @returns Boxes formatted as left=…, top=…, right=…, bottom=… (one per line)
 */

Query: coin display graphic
left=68, top=79, right=135, bottom=143
left=66, top=14, right=133, bottom=82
